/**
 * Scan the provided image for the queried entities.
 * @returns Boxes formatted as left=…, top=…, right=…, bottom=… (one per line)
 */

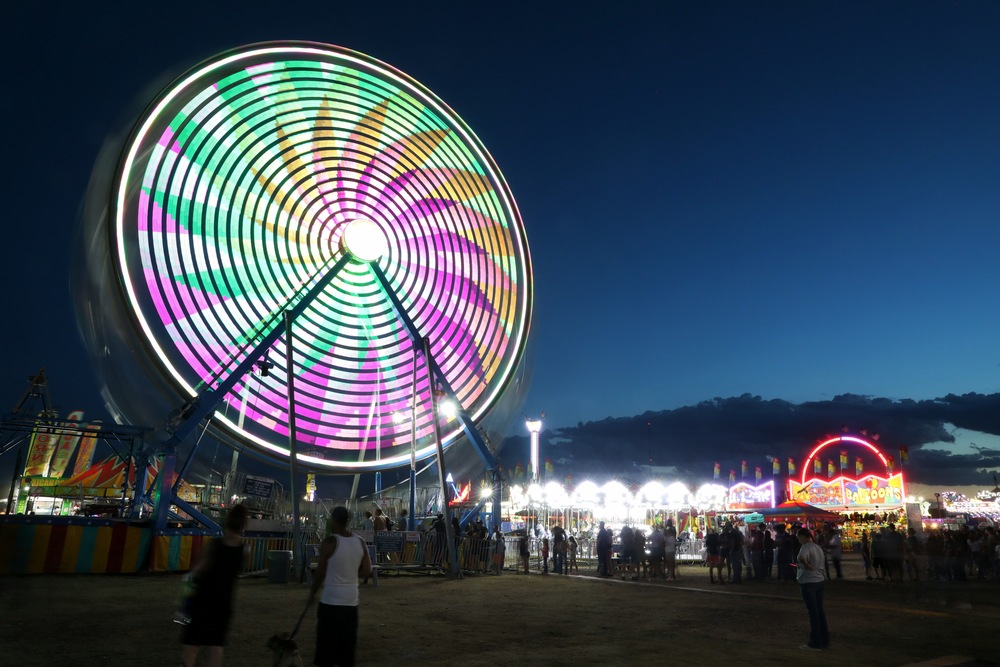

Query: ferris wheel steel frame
left=138, top=251, right=501, bottom=535
left=97, top=43, right=530, bottom=537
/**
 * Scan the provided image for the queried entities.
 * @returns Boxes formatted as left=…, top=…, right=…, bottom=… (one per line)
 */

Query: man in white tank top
left=309, top=506, right=373, bottom=666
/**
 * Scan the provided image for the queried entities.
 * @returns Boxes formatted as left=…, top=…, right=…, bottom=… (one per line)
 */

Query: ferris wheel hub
left=339, top=218, right=388, bottom=262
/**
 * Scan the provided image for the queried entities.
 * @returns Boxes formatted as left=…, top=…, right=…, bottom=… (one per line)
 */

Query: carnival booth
left=762, top=501, right=844, bottom=526
left=787, top=435, right=908, bottom=551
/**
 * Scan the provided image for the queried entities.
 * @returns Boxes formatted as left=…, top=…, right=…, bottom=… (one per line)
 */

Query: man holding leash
left=310, top=506, right=373, bottom=667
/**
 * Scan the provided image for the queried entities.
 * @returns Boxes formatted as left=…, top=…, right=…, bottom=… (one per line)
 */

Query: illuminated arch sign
left=726, top=480, right=775, bottom=511
left=790, top=435, right=906, bottom=509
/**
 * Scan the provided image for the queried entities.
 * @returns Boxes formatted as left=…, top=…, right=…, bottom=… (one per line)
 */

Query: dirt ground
left=1, top=555, right=998, bottom=666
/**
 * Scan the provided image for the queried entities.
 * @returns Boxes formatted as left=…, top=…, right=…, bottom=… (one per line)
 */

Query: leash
left=289, top=598, right=313, bottom=641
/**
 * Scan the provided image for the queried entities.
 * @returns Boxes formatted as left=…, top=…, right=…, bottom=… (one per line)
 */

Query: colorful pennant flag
left=828, top=460, right=836, bottom=478
left=839, top=450, right=848, bottom=469
left=814, top=458, right=821, bottom=474
left=741, top=460, right=748, bottom=478
left=729, top=469, right=736, bottom=484
left=544, top=457, right=554, bottom=476
left=899, top=445, right=909, bottom=465
left=755, top=466, right=762, bottom=483
left=886, top=454, right=895, bottom=474
left=48, top=410, right=86, bottom=478
left=713, top=463, right=721, bottom=480
left=772, top=458, right=780, bottom=476
left=71, top=421, right=101, bottom=478
left=23, top=413, right=61, bottom=477
left=788, top=457, right=796, bottom=475
left=855, top=457, right=863, bottom=476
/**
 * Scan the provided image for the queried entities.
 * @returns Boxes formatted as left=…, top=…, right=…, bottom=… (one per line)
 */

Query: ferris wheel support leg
left=158, top=254, right=354, bottom=462
left=368, top=263, right=500, bottom=471
left=425, top=337, right=462, bottom=580
left=408, top=465, right=417, bottom=531
left=492, top=469, right=503, bottom=534
left=371, top=262, right=504, bottom=534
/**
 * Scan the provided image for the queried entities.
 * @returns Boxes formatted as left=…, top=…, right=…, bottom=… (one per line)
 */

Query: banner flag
left=827, top=460, right=836, bottom=478
left=71, top=421, right=103, bottom=478
left=48, top=411, right=86, bottom=478
left=713, top=463, right=720, bottom=480
left=729, top=469, right=736, bottom=484
left=855, top=457, right=863, bottom=476
left=23, top=413, right=61, bottom=477
left=741, top=460, right=748, bottom=478
left=755, top=466, right=762, bottom=483
left=899, top=445, right=909, bottom=465
left=772, top=458, right=780, bottom=476
left=839, top=450, right=848, bottom=469
left=814, top=458, right=821, bottom=474
left=788, top=458, right=796, bottom=475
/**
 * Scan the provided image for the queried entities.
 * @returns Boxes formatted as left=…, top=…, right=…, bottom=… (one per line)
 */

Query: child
left=541, top=537, right=550, bottom=574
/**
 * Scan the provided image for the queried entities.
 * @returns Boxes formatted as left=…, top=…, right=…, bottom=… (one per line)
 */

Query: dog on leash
left=266, top=632, right=304, bottom=667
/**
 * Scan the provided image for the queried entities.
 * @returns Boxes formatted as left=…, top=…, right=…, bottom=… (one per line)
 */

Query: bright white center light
left=439, top=399, right=457, bottom=418
left=340, top=218, right=388, bottom=261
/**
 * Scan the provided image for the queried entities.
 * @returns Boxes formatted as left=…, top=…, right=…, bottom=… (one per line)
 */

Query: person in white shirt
left=310, top=506, right=373, bottom=667
left=796, top=527, right=829, bottom=651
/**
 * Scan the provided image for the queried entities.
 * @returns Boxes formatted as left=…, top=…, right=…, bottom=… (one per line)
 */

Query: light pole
left=526, top=418, right=543, bottom=483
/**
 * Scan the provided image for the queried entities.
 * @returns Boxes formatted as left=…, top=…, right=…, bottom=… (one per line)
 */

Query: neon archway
left=792, top=435, right=906, bottom=509
left=800, top=436, right=889, bottom=484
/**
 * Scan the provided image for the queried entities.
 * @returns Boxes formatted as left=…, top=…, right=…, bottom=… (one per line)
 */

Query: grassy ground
left=1, top=555, right=998, bottom=666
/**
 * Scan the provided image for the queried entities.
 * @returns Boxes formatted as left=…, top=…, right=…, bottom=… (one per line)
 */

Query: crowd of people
left=861, top=524, right=1000, bottom=582
left=173, top=504, right=1000, bottom=663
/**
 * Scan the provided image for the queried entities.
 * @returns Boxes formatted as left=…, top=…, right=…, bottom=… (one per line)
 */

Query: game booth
left=786, top=435, right=911, bottom=551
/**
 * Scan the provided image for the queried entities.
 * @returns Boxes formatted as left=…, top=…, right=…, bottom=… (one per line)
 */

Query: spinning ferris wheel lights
left=77, top=39, right=532, bottom=556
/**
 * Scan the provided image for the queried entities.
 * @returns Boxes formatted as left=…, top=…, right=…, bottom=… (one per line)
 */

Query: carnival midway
left=3, top=39, right=1000, bottom=594
left=5, top=368, right=1000, bottom=581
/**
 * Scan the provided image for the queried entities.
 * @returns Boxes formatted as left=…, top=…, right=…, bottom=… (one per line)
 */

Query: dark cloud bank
left=496, top=393, right=1000, bottom=488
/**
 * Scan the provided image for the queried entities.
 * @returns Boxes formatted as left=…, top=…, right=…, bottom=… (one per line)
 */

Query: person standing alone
left=310, top=505, right=373, bottom=667
left=796, top=527, right=829, bottom=651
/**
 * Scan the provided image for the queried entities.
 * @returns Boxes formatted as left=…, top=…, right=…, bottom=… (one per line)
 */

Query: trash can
left=268, top=550, right=293, bottom=583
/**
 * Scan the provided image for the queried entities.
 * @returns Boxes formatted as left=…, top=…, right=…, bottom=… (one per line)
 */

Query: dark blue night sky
left=4, top=2, right=1000, bottom=488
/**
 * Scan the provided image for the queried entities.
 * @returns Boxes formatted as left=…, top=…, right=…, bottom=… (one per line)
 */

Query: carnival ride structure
left=74, top=41, right=533, bottom=557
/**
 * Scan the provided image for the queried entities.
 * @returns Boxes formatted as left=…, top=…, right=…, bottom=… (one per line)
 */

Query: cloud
left=497, top=392, right=1000, bottom=487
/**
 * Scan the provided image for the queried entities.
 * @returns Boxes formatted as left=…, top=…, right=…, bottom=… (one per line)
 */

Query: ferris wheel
left=85, top=42, right=532, bottom=473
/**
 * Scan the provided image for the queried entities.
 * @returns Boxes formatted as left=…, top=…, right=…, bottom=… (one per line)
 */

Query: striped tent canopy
left=56, top=456, right=198, bottom=502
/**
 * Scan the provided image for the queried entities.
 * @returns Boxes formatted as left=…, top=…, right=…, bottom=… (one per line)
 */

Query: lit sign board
left=789, top=473, right=905, bottom=509
left=726, top=481, right=775, bottom=510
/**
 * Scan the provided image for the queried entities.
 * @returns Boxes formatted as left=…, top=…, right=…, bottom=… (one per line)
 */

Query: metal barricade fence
left=677, top=538, right=705, bottom=562
left=242, top=535, right=295, bottom=575
left=291, top=532, right=610, bottom=576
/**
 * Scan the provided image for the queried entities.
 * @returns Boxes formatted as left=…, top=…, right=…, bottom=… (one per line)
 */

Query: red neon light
left=449, top=483, right=471, bottom=505
left=801, top=436, right=889, bottom=484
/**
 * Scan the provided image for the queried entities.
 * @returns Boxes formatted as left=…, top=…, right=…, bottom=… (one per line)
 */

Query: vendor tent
left=53, top=455, right=198, bottom=501
left=762, top=501, right=843, bottom=523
